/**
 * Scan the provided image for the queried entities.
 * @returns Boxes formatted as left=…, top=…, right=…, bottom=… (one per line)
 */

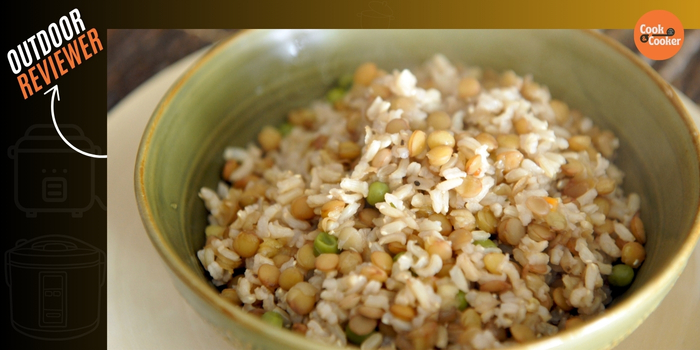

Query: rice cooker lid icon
left=7, top=235, right=103, bottom=267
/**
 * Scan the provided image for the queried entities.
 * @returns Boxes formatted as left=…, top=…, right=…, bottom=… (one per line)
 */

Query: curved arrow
left=44, top=85, right=107, bottom=159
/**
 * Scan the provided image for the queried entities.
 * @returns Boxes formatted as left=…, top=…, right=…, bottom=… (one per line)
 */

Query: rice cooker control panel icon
left=8, top=125, right=99, bottom=218
left=40, top=271, right=67, bottom=327
left=5, top=235, right=105, bottom=340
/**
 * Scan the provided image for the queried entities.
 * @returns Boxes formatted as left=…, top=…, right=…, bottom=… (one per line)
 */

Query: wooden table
left=107, top=29, right=699, bottom=110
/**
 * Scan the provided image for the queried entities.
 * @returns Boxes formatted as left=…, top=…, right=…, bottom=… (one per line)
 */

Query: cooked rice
left=197, top=55, right=647, bottom=349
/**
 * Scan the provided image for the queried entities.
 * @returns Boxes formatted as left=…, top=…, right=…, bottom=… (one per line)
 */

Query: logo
left=634, top=10, right=684, bottom=60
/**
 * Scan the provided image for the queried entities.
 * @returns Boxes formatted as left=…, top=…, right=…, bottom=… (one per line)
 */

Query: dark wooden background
left=107, top=29, right=699, bottom=111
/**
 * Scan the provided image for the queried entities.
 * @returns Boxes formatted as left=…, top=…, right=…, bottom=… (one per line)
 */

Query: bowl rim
left=134, top=29, right=700, bottom=349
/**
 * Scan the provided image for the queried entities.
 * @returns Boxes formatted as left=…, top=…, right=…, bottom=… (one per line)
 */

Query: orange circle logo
left=634, top=10, right=684, bottom=60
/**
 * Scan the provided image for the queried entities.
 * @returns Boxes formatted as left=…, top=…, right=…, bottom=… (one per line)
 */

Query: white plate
left=107, top=48, right=700, bottom=350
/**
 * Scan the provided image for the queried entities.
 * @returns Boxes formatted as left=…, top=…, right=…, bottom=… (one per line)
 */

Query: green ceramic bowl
left=135, top=30, right=700, bottom=350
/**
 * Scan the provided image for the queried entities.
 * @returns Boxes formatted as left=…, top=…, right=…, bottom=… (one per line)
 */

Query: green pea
left=326, top=87, right=346, bottom=104
left=338, top=73, right=354, bottom=90
left=367, top=181, right=390, bottom=206
left=313, top=231, right=339, bottom=256
left=608, top=264, right=634, bottom=287
left=278, top=122, right=294, bottom=137
left=474, top=239, right=497, bottom=248
left=393, top=251, right=406, bottom=262
left=345, top=325, right=373, bottom=345
left=457, top=290, right=468, bottom=311
left=261, top=311, right=284, bottom=327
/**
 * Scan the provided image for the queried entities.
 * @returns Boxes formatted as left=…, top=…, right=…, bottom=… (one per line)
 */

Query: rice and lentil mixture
left=197, top=55, right=647, bottom=350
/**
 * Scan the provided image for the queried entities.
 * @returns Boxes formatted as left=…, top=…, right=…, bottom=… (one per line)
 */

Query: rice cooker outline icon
left=5, top=235, right=105, bottom=340
left=8, top=124, right=99, bottom=218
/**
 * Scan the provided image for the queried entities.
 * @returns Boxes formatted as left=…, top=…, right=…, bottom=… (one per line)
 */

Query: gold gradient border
left=105, top=1, right=700, bottom=29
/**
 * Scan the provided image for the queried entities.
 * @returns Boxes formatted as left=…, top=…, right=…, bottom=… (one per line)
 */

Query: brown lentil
left=525, top=197, right=551, bottom=217
left=390, top=97, right=415, bottom=112
left=458, top=77, right=481, bottom=99
left=349, top=315, right=377, bottom=336
left=513, top=118, right=532, bottom=135
left=546, top=211, right=567, bottom=231
left=476, top=208, right=497, bottom=233
left=520, top=79, right=541, bottom=101
left=427, top=111, right=452, bottom=130
left=408, top=130, right=427, bottom=157
left=497, top=134, right=520, bottom=149
left=311, top=135, right=328, bottom=150
left=561, top=159, right=584, bottom=177
left=527, top=223, right=555, bottom=242
left=279, top=267, right=304, bottom=290
left=475, top=132, right=498, bottom=151
left=220, top=288, right=241, bottom=305
left=321, top=200, right=345, bottom=218
left=427, top=130, right=456, bottom=149
left=484, top=252, right=506, bottom=274
left=563, top=179, right=593, bottom=198
left=232, top=231, right=260, bottom=258
left=370, top=84, right=391, bottom=99
left=258, top=126, right=282, bottom=152
left=427, top=240, right=453, bottom=260
left=258, top=264, right=280, bottom=289
left=272, top=254, right=291, bottom=268
left=492, top=183, right=512, bottom=196
left=221, top=160, right=238, bottom=181
left=466, top=155, right=483, bottom=176
left=429, top=213, right=453, bottom=236
left=437, top=262, right=454, bottom=278
left=338, top=141, right=361, bottom=160
left=460, top=308, right=482, bottom=329
left=358, top=208, right=381, bottom=227
left=361, top=264, right=388, bottom=283
left=568, top=135, right=592, bottom=152
left=594, top=130, right=617, bottom=158
left=621, top=242, right=646, bottom=268
left=346, top=111, right=362, bottom=133
left=594, top=219, right=615, bottom=235
left=510, top=324, right=536, bottom=343
left=354, top=62, right=378, bottom=86
left=358, top=305, right=385, bottom=319
left=479, top=280, right=511, bottom=293
left=387, top=242, right=407, bottom=255
left=630, top=213, right=646, bottom=244
left=455, top=176, right=483, bottom=198
left=390, top=304, right=416, bottom=321
left=371, top=251, right=393, bottom=273
left=286, top=282, right=317, bottom=315
left=426, top=146, right=454, bottom=166
left=550, top=99, right=570, bottom=124
left=338, top=251, right=363, bottom=275
left=593, top=197, right=611, bottom=216
left=296, top=244, right=317, bottom=270
left=450, top=230, right=473, bottom=251
left=339, top=294, right=362, bottom=310
left=288, top=108, right=316, bottom=128
left=371, top=148, right=393, bottom=168
left=496, top=150, right=523, bottom=173
left=552, top=287, right=573, bottom=311
left=205, top=225, right=226, bottom=238
left=385, top=118, right=410, bottom=134
left=315, top=253, right=340, bottom=272
left=498, top=217, right=525, bottom=245
left=290, top=196, right=315, bottom=220
left=565, top=317, right=584, bottom=329
left=595, top=177, right=616, bottom=195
